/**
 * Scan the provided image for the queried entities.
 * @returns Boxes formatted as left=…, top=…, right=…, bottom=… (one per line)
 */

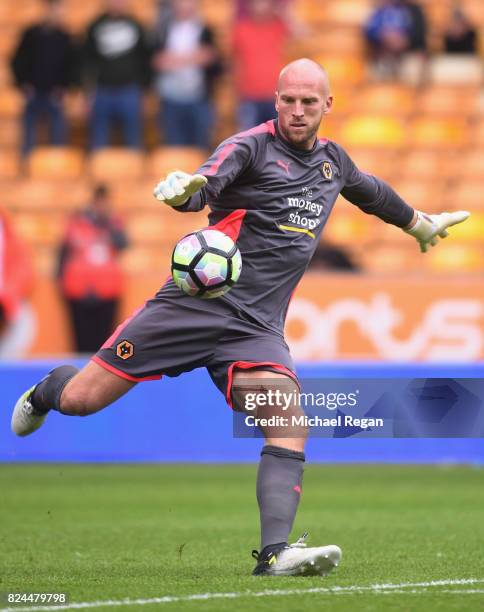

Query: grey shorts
left=93, top=282, right=298, bottom=406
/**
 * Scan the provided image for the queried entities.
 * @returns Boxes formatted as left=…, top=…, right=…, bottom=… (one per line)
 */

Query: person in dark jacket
left=57, top=184, right=129, bottom=353
left=364, top=0, right=427, bottom=79
left=84, top=0, right=151, bottom=149
left=11, top=0, right=77, bottom=156
left=152, top=0, right=222, bottom=148
left=443, top=8, right=478, bottom=55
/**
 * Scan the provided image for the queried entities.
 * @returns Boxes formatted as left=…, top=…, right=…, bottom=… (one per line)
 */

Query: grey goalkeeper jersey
left=173, top=119, right=414, bottom=335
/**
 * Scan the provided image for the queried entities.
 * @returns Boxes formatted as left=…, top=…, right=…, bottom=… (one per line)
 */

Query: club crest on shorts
left=116, top=340, right=134, bottom=360
left=321, top=161, right=333, bottom=180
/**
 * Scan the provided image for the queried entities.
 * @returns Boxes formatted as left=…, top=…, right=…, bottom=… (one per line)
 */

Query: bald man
left=13, top=59, right=468, bottom=576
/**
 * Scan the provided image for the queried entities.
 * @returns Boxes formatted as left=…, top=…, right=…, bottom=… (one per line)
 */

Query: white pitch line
left=2, top=578, right=483, bottom=612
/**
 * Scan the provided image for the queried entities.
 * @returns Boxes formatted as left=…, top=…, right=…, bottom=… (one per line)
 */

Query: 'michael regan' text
left=245, top=415, right=384, bottom=429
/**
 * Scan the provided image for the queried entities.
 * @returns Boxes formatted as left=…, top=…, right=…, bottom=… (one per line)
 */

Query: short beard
left=285, top=124, right=319, bottom=150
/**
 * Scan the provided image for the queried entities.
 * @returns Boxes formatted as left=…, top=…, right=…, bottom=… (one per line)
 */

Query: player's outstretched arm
left=404, top=210, right=470, bottom=253
left=153, top=171, right=207, bottom=207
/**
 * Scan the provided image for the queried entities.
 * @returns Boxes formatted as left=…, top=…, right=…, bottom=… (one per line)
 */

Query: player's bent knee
left=231, top=371, right=307, bottom=439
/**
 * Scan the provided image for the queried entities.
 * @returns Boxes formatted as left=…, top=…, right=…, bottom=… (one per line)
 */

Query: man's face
left=275, top=76, right=332, bottom=150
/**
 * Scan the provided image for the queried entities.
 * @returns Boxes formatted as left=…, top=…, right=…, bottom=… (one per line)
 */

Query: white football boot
left=252, top=533, right=342, bottom=576
left=11, top=386, right=47, bottom=436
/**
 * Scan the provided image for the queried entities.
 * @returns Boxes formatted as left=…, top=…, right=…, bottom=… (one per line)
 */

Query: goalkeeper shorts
left=93, top=280, right=298, bottom=407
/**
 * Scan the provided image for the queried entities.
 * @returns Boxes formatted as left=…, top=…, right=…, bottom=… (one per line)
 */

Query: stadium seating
left=426, top=243, right=483, bottom=272
left=398, top=151, right=457, bottom=181
left=428, top=55, right=483, bottom=86
left=409, top=118, right=470, bottom=149
left=88, top=148, right=145, bottom=182
left=340, top=116, right=406, bottom=148
left=0, top=88, right=23, bottom=119
left=0, top=150, right=19, bottom=179
left=418, top=86, right=479, bottom=116
left=148, top=147, right=207, bottom=178
left=27, top=147, right=84, bottom=179
left=358, top=85, right=415, bottom=115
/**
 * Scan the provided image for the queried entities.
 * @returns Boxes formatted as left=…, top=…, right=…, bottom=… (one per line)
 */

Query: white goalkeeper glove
left=153, top=171, right=207, bottom=207
left=404, top=210, right=470, bottom=253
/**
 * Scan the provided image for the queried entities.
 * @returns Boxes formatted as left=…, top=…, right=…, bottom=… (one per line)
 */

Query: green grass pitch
left=1, top=464, right=483, bottom=611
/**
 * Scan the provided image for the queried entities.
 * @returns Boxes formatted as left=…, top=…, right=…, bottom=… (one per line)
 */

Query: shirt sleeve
left=173, top=136, right=254, bottom=213
left=337, top=145, right=414, bottom=228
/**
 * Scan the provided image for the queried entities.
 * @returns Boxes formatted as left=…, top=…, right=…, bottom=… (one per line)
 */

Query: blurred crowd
left=10, top=0, right=299, bottom=155
left=10, top=0, right=481, bottom=156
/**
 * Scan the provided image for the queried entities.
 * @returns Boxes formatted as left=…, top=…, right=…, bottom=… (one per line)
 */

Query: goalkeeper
left=12, top=59, right=469, bottom=576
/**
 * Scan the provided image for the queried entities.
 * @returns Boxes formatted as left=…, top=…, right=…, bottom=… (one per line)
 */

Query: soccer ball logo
left=171, top=229, right=242, bottom=299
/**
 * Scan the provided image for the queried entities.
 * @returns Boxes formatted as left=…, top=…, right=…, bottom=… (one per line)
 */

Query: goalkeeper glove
left=153, top=171, right=207, bottom=207
left=404, top=210, right=470, bottom=253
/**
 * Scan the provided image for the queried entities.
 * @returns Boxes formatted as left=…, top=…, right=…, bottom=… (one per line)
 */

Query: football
left=171, top=229, right=242, bottom=298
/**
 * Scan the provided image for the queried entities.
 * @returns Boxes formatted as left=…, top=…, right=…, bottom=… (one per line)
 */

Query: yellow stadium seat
left=0, top=120, right=21, bottom=147
left=461, top=0, right=484, bottom=26
left=110, top=183, right=158, bottom=212
left=0, top=27, right=20, bottom=60
left=329, top=87, right=359, bottom=115
left=314, top=56, right=366, bottom=86
left=358, top=84, right=415, bottom=115
left=389, top=180, right=448, bottom=212
left=459, top=151, right=484, bottom=180
left=120, top=247, right=167, bottom=274
left=63, top=0, right=103, bottom=33
left=344, top=148, right=399, bottom=179
left=0, top=87, right=23, bottom=118
left=359, top=245, right=422, bottom=272
left=0, top=150, right=19, bottom=178
left=128, top=213, right=167, bottom=245
left=340, top=115, right=406, bottom=148
left=449, top=181, right=484, bottom=210
left=410, top=118, right=470, bottom=149
left=300, top=28, right=364, bottom=57
left=2, top=180, right=89, bottom=212
left=323, top=0, right=373, bottom=25
left=473, top=120, right=484, bottom=146
left=27, top=147, right=84, bottom=179
left=323, top=204, right=373, bottom=244
left=128, top=211, right=206, bottom=246
left=131, top=1, right=156, bottom=25
left=318, top=117, right=342, bottom=142
left=399, top=151, right=457, bottom=181
left=201, top=0, right=234, bottom=26
left=418, top=86, right=479, bottom=116
left=149, top=147, right=207, bottom=179
left=426, top=244, right=483, bottom=273
left=88, top=148, right=145, bottom=182
left=428, top=55, right=483, bottom=86
left=12, top=211, right=63, bottom=246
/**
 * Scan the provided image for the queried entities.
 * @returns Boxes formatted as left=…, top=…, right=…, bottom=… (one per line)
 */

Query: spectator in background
left=443, top=7, right=477, bottom=54
left=0, top=211, right=35, bottom=358
left=11, top=0, right=77, bottom=157
left=153, top=0, right=222, bottom=149
left=233, top=0, right=291, bottom=130
left=83, top=0, right=151, bottom=150
left=57, top=185, right=128, bottom=353
left=364, top=0, right=427, bottom=80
